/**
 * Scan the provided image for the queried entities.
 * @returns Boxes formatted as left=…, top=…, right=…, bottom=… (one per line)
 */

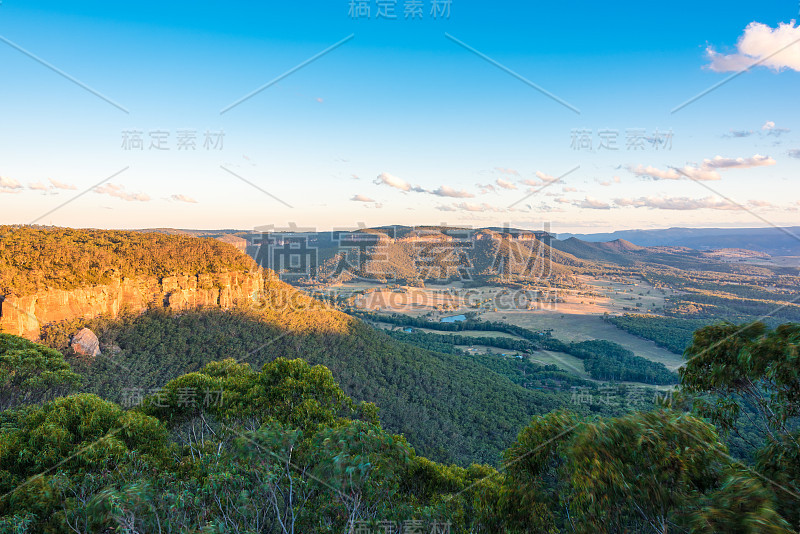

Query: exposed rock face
left=0, top=270, right=263, bottom=340
left=71, top=328, right=101, bottom=358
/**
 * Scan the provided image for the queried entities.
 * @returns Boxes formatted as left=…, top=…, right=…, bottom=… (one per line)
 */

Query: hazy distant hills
left=134, top=226, right=800, bottom=257
left=130, top=225, right=800, bottom=259
left=230, top=225, right=782, bottom=283
left=120, top=224, right=794, bottom=282
left=559, top=227, right=800, bottom=256
left=548, top=237, right=772, bottom=271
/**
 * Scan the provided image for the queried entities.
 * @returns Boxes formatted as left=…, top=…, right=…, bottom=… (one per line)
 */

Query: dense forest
left=0, top=226, right=257, bottom=296
left=37, top=307, right=572, bottom=466
left=608, top=314, right=714, bottom=354
left=565, top=339, right=678, bottom=385
left=1, top=321, right=799, bottom=532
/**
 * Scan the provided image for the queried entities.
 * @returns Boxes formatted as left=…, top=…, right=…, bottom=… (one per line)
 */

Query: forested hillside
left=2, top=322, right=798, bottom=532
left=0, top=226, right=257, bottom=296
left=41, top=306, right=572, bottom=466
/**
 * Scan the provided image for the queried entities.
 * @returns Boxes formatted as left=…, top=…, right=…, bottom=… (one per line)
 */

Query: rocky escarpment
left=0, top=270, right=263, bottom=340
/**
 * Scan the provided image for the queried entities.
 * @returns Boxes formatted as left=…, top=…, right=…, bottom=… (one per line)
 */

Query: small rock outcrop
left=70, top=328, right=101, bottom=358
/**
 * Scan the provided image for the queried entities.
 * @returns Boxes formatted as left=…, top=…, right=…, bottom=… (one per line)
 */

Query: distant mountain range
left=558, top=227, right=800, bottom=256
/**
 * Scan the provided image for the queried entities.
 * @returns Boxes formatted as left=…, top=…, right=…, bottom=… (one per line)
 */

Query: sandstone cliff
left=0, top=270, right=263, bottom=340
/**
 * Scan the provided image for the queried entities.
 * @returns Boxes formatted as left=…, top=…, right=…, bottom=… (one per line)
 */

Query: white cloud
left=496, top=178, right=517, bottom=190
left=535, top=171, right=559, bottom=182
left=351, top=194, right=376, bottom=202
left=28, top=181, right=49, bottom=191
left=374, top=172, right=407, bottom=191
left=707, top=22, right=800, bottom=72
left=613, top=196, right=757, bottom=211
left=477, top=183, right=497, bottom=194
left=94, top=183, right=151, bottom=202
left=494, top=167, right=520, bottom=176
left=437, top=202, right=511, bottom=213
left=373, top=173, right=477, bottom=199
left=0, top=176, right=22, bottom=190
left=532, top=202, right=566, bottom=213
left=761, top=121, right=790, bottom=136
left=702, top=154, right=776, bottom=169
left=789, top=149, right=800, bottom=159
left=431, top=186, right=475, bottom=198
left=680, top=167, right=724, bottom=181
left=628, top=165, right=685, bottom=181
left=578, top=197, right=611, bottom=210
left=726, top=123, right=788, bottom=138
left=49, top=178, right=78, bottom=190
left=628, top=154, right=774, bottom=182
left=373, top=172, right=426, bottom=193
left=562, top=186, right=578, bottom=192
left=170, top=194, right=198, bottom=203
left=455, top=202, right=502, bottom=212
left=598, top=176, right=621, bottom=187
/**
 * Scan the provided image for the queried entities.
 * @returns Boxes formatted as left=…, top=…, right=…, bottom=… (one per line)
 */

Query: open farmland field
left=481, top=310, right=684, bottom=371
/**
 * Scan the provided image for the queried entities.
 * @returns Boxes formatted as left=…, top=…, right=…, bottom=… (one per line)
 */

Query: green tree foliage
left=1, top=353, right=797, bottom=532
left=140, top=357, right=374, bottom=457
left=504, top=409, right=791, bottom=534
left=567, top=410, right=726, bottom=533
left=691, top=471, right=794, bottom=534
left=566, top=339, right=678, bottom=385
left=681, top=322, right=800, bottom=442
left=0, top=334, right=80, bottom=410
left=681, top=321, right=800, bottom=525
left=308, top=420, right=412, bottom=527
left=62, top=308, right=568, bottom=466
left=501, top=411, right=578, bottom=533
left=0, top=394, right=169, bottom=533
left=385, top=329, right=595, bottom=389
left=608, top=313, right=712, bottom=354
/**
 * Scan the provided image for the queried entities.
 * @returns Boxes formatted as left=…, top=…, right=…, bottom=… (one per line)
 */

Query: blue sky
left=0, top=0, right=798, bottom=232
